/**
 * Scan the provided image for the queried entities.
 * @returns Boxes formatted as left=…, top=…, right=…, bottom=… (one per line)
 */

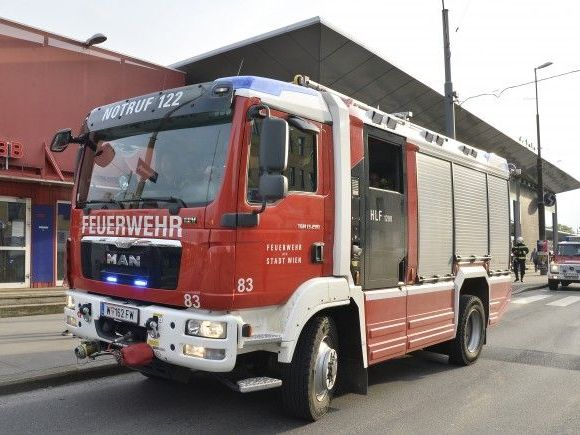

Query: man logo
left=106, top=253, right=141, bottom=267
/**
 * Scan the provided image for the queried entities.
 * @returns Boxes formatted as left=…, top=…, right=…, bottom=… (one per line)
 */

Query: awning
left=173, top=17, right=580, bottom=194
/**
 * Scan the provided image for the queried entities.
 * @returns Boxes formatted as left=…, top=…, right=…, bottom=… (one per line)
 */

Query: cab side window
left=247, top=118, right=317, bottom=202
left=368, top=136, right=403, bottom=194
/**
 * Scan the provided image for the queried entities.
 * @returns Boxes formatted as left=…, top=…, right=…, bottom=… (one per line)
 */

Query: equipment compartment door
left=362, top=127, right=406, bottom=290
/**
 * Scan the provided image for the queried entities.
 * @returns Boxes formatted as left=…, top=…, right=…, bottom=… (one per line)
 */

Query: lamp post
left=534, top=61, right=552, bottom=274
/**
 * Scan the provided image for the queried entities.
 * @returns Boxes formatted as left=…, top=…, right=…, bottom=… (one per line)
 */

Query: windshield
left=78, top=117, right=232, bottom=209
left=557, top=244, right=580, bottom=257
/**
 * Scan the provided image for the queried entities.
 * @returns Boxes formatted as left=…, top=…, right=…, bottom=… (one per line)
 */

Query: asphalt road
left=1, top=285, right=579, bottom=434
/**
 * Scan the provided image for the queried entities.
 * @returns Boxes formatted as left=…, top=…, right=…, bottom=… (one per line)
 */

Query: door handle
left=311, top=242, right=325, bottom=264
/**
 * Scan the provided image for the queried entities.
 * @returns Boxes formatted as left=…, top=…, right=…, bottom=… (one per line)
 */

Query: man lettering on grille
left=512, top=237, right=529, bottom=282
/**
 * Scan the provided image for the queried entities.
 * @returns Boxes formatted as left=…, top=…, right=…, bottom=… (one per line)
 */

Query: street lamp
left=534, top=61, right=552, bottom=275
left=83, top=33, right=107, bottom=48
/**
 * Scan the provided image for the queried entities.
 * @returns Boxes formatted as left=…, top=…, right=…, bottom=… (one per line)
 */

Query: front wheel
left=449, top=295, right=486, bottom=366
left=281, top=315, right=338, bottom=421
left=548, top=279, right=559, bottom=290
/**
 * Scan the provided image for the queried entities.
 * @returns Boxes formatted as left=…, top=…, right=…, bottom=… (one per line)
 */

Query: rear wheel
left=548, top=279, right=559, bottom=290
left=449, top=295, right=486, bottom=366
left=281, top=315, right=338, bottom=421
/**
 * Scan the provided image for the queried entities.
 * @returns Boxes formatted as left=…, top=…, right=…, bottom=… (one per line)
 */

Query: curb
left=0, top=303, right=65, bottom=318
left=0, top=362, right=130, bottom=396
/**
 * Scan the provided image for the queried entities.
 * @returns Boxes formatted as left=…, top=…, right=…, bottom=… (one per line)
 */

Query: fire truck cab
left=53, top=75, right=512, bottom=420
left=549, top=236, right=580, bottom=290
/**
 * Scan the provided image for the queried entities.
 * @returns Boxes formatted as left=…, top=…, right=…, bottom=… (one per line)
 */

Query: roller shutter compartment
left=416, top=153, right=453, bottom=278
left=488, top=175, right=510, bottom=270
left=453, top=165, right=488, bottom=259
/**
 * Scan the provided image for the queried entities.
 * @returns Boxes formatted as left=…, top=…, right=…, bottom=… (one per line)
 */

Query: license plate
left=101, top=302, right=139, bottom=324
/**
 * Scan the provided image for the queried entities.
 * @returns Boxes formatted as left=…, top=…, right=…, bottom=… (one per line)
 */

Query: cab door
left=232, top=112, right=332, bottom=308
left=362, top=127, right=406, bottom=289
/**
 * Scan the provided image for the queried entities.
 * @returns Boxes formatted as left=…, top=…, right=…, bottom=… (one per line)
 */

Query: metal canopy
left=173, top=17, right=580, bottom=194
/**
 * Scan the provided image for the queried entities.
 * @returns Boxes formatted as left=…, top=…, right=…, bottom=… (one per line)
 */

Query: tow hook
left=78, top=303, right=92, bottom=322
left=145, top=316, right=160, bottom=339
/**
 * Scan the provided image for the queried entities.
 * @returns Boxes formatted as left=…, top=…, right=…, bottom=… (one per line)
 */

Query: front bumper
left=65, top=289, right=242, bottom=372
left=548, top=274, right=580, bottom=283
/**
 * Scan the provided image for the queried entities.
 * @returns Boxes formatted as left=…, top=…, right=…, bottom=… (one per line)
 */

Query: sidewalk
left=0, top=313, right=125, bottom=395
left=0, top=286, right=67, bottom=318
left=511, top=269, right=548, bottom=294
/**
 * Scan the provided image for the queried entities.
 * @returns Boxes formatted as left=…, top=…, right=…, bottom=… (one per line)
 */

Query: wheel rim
left=465, top=308, right=483, bottom=354
left=314, top=338, right=338, bottom=402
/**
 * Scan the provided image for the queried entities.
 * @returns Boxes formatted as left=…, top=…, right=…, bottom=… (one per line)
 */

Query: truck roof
left=86, top=75, right=509, bottom=177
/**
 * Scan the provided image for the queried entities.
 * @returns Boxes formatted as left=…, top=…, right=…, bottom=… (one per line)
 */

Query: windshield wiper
left=78, top=199, right=125, bottom=209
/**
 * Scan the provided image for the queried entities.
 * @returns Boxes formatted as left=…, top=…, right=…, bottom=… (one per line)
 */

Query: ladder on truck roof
left=292, top=74, right=508, bottom=172
left=293, top=74, right=451, bottom=148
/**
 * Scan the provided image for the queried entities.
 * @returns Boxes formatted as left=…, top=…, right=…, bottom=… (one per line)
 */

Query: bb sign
left=0, top=140, right=24, bottom=159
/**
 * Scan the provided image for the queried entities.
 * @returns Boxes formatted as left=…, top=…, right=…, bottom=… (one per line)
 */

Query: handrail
left=455, top=254, right=492, bottom=263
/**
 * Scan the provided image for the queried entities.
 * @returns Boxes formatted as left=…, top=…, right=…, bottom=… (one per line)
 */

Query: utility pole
left=534, top=62, right=552, bottom=244
left=442, top=0, right=456, bottom=139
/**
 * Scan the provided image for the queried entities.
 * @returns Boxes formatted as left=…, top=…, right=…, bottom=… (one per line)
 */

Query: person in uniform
left=512, top=237, right=529, bottom=282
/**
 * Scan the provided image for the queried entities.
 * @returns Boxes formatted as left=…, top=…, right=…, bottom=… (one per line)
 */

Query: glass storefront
left=0, top=197, right=30, bottom=287
left=56, top=202, right=71, bottom=284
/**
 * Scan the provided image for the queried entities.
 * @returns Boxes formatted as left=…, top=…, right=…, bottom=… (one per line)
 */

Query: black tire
left=449, top=295, right=486, bottom=366
left=281, top=315, right=338, bottom=421
left=548, top=279, right=559, bottom=290
left=561, top=282, right=570, bottom=287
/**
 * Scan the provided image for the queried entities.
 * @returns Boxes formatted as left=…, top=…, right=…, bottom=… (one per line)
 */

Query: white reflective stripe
left=407, top=282, right=454, bottom=295
left=365, top=287, right=404, bottom=301
left=511, top=295, right=550, bottom=305
left=546, top=296, right=580, bottom=307
left=81, top=236, right=181, bottom=247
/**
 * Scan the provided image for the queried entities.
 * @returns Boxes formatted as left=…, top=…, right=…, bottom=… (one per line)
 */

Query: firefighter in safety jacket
left=512, top=237, right=529, bottom=282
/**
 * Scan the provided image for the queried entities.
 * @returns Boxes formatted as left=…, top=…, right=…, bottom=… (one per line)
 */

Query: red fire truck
left=549, top=236, right=580, bottom=290
left=52, top=75, right=512, bottom=420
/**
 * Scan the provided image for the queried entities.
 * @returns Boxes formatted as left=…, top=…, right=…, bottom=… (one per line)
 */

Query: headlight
left=550, top=264, right=559, bottom=273
left=66, top=295, right=75, bottom=309
left=185, top=320, right=227, bottom=339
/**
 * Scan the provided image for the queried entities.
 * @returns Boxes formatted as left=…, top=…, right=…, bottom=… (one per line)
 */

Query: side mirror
left=259, top=174, right=288, bottom=202
left=259, top=117, right=288, bottom=172
left=50, top=129, right=73, bottom=152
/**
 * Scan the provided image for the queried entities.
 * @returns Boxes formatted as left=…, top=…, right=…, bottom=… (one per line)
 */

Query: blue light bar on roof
left=134, top=279, right=148, bottom=287
left=216, top=76, right=319, bottom=97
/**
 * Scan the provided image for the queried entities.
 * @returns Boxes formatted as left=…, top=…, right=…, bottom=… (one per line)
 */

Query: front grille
left=81, top=241, right=181, bottom=289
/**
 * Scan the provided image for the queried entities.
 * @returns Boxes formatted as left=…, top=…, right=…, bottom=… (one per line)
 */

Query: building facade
left=0, top=19, right=184, bottom=288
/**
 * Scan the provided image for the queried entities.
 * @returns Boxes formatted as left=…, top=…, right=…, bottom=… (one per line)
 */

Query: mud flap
left=337, top=355, right=368, bottom=395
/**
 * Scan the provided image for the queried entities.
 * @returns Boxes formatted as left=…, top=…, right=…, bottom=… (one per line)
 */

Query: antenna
left=236, top=58, right=244, bottom=76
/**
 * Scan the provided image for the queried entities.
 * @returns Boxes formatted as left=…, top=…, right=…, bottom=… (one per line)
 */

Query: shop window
left=0, top=199, right=27, bottom=284
left=56, top=202, right=71, bottom=284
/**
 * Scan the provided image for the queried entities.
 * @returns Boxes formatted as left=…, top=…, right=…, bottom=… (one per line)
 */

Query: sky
left=2, top=0, right=579, bottom=231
